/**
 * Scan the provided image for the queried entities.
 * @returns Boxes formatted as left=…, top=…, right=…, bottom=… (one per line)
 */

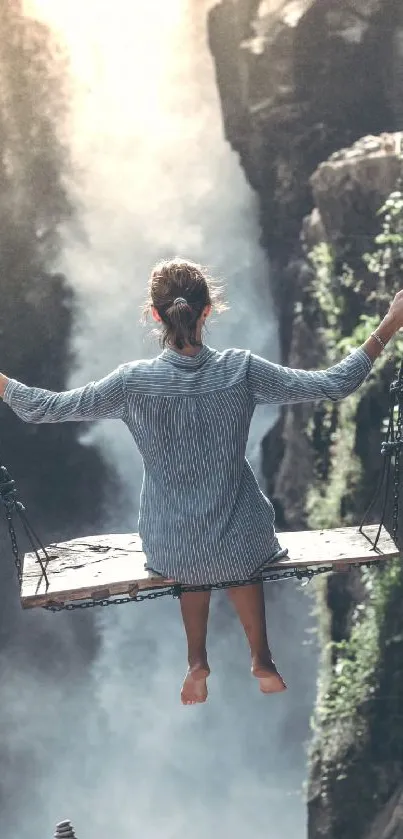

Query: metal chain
left=44, top=587, right=179, bottom=611
left=0, top=467, right=24, bottom=587
left=0, top=464, right=50, bottom=589
left=392, top=368, right=403, bottom=547
left=360, top=362, right=403, bottom=550
left=4, top=502, right=23, bottom=586
left=43, top=559, right=381, bottom=612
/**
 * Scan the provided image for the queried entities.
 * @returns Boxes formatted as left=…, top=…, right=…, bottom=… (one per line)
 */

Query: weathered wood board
left=19, top=525, right=398, bottom=609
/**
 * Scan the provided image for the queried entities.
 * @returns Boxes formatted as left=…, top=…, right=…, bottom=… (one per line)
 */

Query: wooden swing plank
left=19, top=524, right=398, bottom=609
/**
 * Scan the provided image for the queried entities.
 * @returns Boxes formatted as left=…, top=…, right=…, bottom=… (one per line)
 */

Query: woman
left=1, top=259, right=402, bottom=705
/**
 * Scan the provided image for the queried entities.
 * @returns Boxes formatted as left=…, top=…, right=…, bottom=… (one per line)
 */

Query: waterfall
left=8, top=2, right=316, bottom=837
left=26, top=0, right=279, bottom=518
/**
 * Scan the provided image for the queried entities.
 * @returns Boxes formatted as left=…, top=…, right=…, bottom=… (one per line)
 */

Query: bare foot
left=181, top=662, right=210, bottom=705
left=251, top=658, right=287, bottom=694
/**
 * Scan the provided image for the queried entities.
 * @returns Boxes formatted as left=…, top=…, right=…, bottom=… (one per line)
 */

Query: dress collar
left=160, top=343, right=214, bottom=369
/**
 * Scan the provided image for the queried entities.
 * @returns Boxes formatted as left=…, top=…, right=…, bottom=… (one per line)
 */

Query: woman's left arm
left=248, top=299, right=403, bottom=406
left=0, top=367, right=127, bottom=423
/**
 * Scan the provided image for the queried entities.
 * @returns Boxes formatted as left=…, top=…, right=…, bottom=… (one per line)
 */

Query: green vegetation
left=316, top=558, right=403, bottom=729
left=309, top=555, right=403, bottom=839
left=306, top=188, right=403, bottom=533
left=306, top=181, right=403, bottom=837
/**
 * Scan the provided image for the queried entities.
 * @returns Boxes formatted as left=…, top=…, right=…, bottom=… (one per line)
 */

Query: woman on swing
left=1, top=259, right=402, bottom=705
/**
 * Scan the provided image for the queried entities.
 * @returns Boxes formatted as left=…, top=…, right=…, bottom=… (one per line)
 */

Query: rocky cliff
left=303, top=135, right=403, bottom=839
left=209, top=0, right=402, bottom=346
left=209, top=2, right=403, bottom=838
left=208, top=0, right=403, bottom=516
left=0, top=2, right=114, bottom=551
left=0, top=0, right=110, bottom=719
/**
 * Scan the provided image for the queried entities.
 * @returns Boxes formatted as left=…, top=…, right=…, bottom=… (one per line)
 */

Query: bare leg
left=227, top=583, right=287, bottom=694
left=179, top=590, right=211, bottom=705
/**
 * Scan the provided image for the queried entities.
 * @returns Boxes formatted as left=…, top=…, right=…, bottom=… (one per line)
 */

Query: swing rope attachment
left=359, top=359, right=403, bottom=550
left=0, top=465, right=50, bottom=589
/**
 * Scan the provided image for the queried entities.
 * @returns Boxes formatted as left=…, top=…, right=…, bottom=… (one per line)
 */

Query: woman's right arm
left=1, top=367, right=127, bottom=423
left=248, top=291, right=403, bottom=406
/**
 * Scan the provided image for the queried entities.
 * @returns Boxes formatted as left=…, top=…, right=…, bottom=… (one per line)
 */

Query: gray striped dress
left=3, top=344, right=372, bottom=584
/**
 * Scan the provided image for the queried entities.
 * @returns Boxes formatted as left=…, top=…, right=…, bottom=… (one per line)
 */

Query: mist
left=44, top=0, right=280, bottom=496
left=2, top=2, right=318, bottom=836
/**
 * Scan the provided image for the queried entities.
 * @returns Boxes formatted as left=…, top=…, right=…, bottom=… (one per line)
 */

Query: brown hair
left=143, top=258, right=228, bottom=350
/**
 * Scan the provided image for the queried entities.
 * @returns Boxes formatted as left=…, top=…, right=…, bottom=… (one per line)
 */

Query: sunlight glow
left=23, top=0, right=185, bottom=120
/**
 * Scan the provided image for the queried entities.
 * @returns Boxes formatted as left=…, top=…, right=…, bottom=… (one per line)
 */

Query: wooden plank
left=20, top=525, right=399, bottom=609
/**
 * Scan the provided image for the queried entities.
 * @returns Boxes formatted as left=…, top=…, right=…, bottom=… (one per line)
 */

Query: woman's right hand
left=363, top=291, right=403, bottom=361
left=387, top=289, right=403, bottom=330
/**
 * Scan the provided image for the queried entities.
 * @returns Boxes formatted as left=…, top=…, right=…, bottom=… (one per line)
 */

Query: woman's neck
left=170, top=342, right=203, bottom=357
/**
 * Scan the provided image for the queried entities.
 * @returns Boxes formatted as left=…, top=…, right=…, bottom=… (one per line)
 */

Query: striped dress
left=3, top=344, right=372, bottom=584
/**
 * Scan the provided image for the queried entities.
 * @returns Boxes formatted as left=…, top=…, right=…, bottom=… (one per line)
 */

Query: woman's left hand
left=0, top=374, right=9, bottom=399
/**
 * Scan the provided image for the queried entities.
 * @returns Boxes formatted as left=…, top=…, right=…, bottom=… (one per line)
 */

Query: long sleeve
left=247, top=347, right=373, bottom=406
left=3, top=366, right=127, bottom=423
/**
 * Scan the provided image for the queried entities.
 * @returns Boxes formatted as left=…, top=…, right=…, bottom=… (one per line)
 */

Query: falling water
left=26, top=0, right=279, bottom=510
left=9, top=2, right=317, bottom=837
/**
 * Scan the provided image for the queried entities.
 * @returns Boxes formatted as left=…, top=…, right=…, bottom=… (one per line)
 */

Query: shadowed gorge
left=0, top=0, right=116, bottom=542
